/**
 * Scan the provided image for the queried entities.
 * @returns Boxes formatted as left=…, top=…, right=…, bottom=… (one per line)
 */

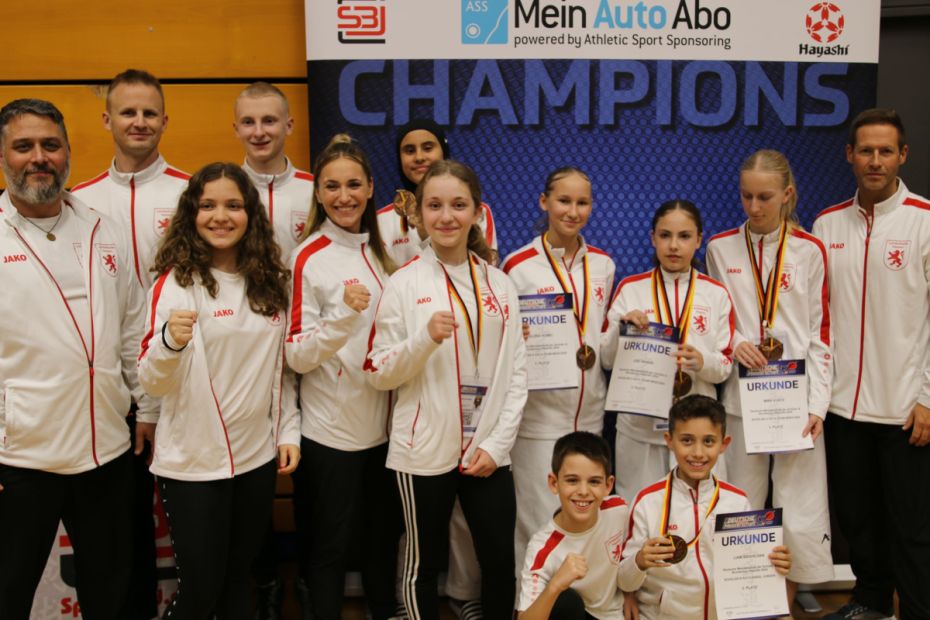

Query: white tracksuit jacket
left=619, top=472, right=751, bottom=620
left=812, top=180, right=930, bottom=424
left=706, top=223, right=832, bottom=419
left=502, top=235, right=616, bottom=437
left=365, top=244, right=528, bottom=475
left=244, top=159, right=314, bottom=261
left=518, top=496, right=630, bottom=620
left=601, top=269, right=735, bottom=444
left=72, top=155, right=190, bottom=291
left=0, top=192, right=154, bottom=474
left=286, top=219, right=392, bottom=451
left=138, top=269, right=299, bottom=480
left=377, top=201, right=498, bottom=266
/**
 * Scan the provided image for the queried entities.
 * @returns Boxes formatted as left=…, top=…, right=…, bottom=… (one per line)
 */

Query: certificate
left=713, top=508, right=788, bottom=620
left=605, top=322, right=678, bottom=418
left=519, top=293, right=578, bottom=391
left=738, top=360, right=813, bottom=454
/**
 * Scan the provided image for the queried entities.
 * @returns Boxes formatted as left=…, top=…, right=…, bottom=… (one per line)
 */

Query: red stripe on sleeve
left=600, top=496, right=627, bottom=510
left=295, top=171, right=314, bottom=182
left=792, top=230, right=831, bottom=345
left=288, top=236, right=332, bottom=340
left=481, top=202, right=496, bottom=245
left=70, top=170, right=109, bottom=192
left=139, top=270, right=172, bottom=360
left=164, top=168, right=191, bottom=180
left=813, top=198, right=855, bottom=223
left=501, top=247, right=538, bottom=274
left=530, top=531, right=565, bottom=571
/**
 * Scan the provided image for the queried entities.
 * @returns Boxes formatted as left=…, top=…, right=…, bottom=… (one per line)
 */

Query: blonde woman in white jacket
left=366, top=160, right=528, bottom=620
left=285, top=135, right=402, bottom=620
left=138, top=162, right=299, bottom=619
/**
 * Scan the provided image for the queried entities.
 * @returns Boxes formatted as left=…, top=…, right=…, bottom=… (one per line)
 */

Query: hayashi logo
left=799, top=2, right=848, bottom=57
left=805, top=2, right=844, bottom=43
left=337, top=0, right=386, bottom=44
left=462, top=0, right=508, bottom=45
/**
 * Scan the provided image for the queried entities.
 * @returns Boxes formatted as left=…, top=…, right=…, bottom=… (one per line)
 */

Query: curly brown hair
left=152, top=162, right=290, bottom=316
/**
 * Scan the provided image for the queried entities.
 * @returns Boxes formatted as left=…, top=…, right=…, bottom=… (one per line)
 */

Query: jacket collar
left=242, top=158, right=296, bottom=190
left=107, top=154, right=168, bottom=187
left=538, top=232, right=590, bottom=263
left=854, top=178, right=908, bottom=217
left=319, top=217, right=370, bottom=247
left=1, top=191, right=98, bottom=229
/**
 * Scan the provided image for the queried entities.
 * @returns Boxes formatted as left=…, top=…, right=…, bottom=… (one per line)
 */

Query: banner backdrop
left=306, top=0, right=878, bottom=274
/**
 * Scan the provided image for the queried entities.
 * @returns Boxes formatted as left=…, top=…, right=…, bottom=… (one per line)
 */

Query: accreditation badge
left=461, top=377, right=490, bottom=441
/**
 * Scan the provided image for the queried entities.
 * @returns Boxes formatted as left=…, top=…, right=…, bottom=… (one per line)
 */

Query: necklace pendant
left=46, top=232, right=56, bottom=241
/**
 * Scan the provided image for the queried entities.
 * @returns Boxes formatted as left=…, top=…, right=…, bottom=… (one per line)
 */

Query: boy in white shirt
left=518, top=432, right=630, bottom=620
left=619, top=395, right=791, bottom=619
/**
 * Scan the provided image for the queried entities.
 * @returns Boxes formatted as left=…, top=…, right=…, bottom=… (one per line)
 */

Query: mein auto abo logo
left=462, top=0, right=509, bottom=44
left=799, top=2, right=847, bottom=57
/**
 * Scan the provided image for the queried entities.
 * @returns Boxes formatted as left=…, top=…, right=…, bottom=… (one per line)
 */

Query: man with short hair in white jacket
left=70, top=68, right=188, bottom=619
left=813, top=108, right=930, bottom=620
left=0, top=98, right=154, bottom=619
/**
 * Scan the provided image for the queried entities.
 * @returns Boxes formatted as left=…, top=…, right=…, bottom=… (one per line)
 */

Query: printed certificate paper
left=738, top=360, right=813, bottom=454
left=714, top=508, right=788, bottom=620
left=519, top=293, right=578, bottom=391
left=605, top=322, right=678, bottom=418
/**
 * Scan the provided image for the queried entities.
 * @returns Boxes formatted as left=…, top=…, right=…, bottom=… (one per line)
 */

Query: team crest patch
left=605, top=530, right=624, bottom=565
left=884, top=240, right=910, bottom=271
left=96, top=243, right=118, bottom=277
left=692, top=305, right=710, bottom=335
left=265, top=310, right=284, bottom=327
left=779, top=263, right=796, bottom=292
left=591, top=278, right=607, bottom=306
left=292, top=211, right=309, bottom=241
left=154, top=208, right=174, bottom=237
left=482, top=293, right=500, bottom=316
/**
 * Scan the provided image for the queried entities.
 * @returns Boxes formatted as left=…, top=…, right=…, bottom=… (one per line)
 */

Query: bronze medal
left=666, top=534, right=688, bottom=564
left=576, top=344, right=596, bottom=370
left=474, top=395, right=483, bottom=408
left=758, top=337, right=784, bottom=361
left=392, top=188, right=416, bottom=217
left=673, top=371, right=692, bottom=398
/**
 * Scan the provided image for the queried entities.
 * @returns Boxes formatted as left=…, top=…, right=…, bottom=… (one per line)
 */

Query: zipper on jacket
left=13, top=217, right=101, bottom=465
left=267, top=180, right=274, bottom=225
left=360, top=242, right=384, bottom=290
left=129, top=177, right=142, bottom=287
left=851, top=212, right=873, bottom=419
left=691, top=486, right=711, bottom=620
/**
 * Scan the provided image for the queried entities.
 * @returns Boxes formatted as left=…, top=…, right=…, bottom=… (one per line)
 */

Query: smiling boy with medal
left=601, top=200, right=735, bottom=501
left=619, top=396, right=791, bottom=620
left=503, top=167, right=616, bottom=583
left=706, top=150, right=834, bottom=605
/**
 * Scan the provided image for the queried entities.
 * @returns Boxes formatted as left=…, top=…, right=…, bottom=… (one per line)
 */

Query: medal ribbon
left=542, top=233, right=590, bottom=338
left=744, top=220, right=789, bottom=332
left=659, top=471, right=721, bottom=548
left=441, top=256, right=484, bottom=371
left=650, top=267, right=697, bottom=346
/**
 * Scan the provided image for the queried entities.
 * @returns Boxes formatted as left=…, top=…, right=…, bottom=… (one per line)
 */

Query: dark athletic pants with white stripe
left=0, top=450, right=132, bottom=620
left=158, top=459, right=276, bottom=619
left=397, top=466, right=516, bottom=620
left=825, top=413, right=930, bottom=619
